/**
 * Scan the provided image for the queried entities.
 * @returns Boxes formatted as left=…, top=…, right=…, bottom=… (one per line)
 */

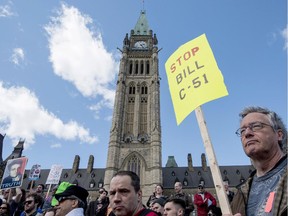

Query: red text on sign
left=170, top=47, right=199, bottom=73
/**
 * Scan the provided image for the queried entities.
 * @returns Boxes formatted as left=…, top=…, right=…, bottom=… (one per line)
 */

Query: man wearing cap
left=170, top=182, right=194, bottom=216
left=193, top=184, right=216, bottom=216
left=151, top=198, right=165, bottom=215
left=54, top=185, right=89, bottom=216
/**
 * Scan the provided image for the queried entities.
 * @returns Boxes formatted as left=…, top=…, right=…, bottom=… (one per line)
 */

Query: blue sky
left=0, top=1, right=287, bottom=170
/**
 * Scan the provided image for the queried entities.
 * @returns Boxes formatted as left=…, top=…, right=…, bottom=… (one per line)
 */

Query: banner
left=46, top=164, right=63, bottom=185
left=165, top=34, right=228, bottom=125
left=1, top=157, right=28, bottom=189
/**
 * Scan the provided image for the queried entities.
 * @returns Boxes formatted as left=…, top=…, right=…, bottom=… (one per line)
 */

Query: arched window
left=125, top=83, right=135, bottom=135
left=129, top=61, right=133, bottom=75
left=141, top=85, right=148, bottom=95
left=127, top=155, right=141, bottom=177
left=135, top=61, right=139, bottom=74
left=146, top=61, right=150, bottom=74
left=140, top=60, right=144, bottom=74
left=139, top=83, right=148, bottom=134
left=129, top=85, right=135, bottom=95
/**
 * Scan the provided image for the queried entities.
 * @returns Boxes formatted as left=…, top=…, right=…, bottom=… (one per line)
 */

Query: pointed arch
left=139, top=82, right=148, bottom=134
left=120, top=152, right=148, bottom=179
left=125, top=82, right=136, bottom=135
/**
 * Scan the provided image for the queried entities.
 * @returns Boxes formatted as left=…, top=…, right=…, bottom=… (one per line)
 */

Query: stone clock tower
left=104, top=11, right=162, bottom=198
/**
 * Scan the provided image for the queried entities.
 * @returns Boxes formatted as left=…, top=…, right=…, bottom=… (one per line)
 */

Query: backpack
left=138, top=208, right=160, bottom=216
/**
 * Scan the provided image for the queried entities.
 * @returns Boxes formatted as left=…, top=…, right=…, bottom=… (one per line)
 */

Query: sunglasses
left=24, top=200, right=33, bottom=205
left=99, top=190, right=104, bottom=194
left=198, top=187, right=204, bottom=189
left=58, top=196, right=76, bottom=203
left=0, top=207, right=7, bottom=210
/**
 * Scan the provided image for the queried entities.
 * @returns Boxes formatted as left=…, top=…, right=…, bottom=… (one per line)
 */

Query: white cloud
left=50, top=143, right=62, bottom=148
left=0, top=82, right=98, bottom=148
left=11, top=48, right=25, bottom=65
left=44, top=3, right=119, bottom=110
left=88, top=100, right=111, bottom=119
left=0, top=4, right=14, bottom=17
left=104, top=115, right=112, bottom=122
left=281, top=26, right=288, bottom=50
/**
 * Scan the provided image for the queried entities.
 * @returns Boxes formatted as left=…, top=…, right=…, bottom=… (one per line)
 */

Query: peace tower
left=103, top=11, right=162, bottom=198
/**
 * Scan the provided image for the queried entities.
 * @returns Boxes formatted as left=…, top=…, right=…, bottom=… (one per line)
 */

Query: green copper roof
left=165, top=156, right=178, bottom=167
left=134, top=10, right=150, bottom=35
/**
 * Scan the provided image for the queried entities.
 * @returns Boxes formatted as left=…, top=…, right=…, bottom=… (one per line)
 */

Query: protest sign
left=1, top=157, right=28, bottom=189
left=28, top=164, right=41, bottom=181
left=46, top=164, right=63, bottom=185
left=165, top=34, right=228, bottom=125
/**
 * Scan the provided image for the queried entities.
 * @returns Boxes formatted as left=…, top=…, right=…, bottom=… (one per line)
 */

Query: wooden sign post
left=195, top=106, right=232, bottom=214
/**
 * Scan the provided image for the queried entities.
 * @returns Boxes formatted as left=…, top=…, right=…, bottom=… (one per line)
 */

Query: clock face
left=134, top=41, right=147, bottom=48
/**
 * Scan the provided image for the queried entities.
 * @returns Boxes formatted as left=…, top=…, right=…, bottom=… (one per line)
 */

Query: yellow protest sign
left=165, top=34, right=228, bottom=125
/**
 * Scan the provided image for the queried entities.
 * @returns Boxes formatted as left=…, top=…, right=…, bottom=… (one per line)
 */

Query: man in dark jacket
left=109, top=171, right=158, bottom=216
left=170, top=182, right=194, bottom=216
left=86, top=188, right=109, bottom=216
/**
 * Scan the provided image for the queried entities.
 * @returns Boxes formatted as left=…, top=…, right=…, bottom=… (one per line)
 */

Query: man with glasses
left=22, top=193, right=43, bottom=216
left=194, top=184, right=216, bottom=216
left=54, top=185, right=88, bottom=216
left=228, top=106, right=287, bottom=216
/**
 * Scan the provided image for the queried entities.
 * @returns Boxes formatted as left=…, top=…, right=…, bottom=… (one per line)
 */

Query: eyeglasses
left=0, top=207, right=7, bottom=210
left=198, top=187, right=203, bottom=189
left=99, top=190, right=104, bottom=194
left=24, top=200, right=33, bottom=205
left=235, top=122, right=273, bottom=137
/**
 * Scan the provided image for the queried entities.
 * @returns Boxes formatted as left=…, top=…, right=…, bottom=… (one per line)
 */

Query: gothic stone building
left=0, top=11, right=254, bottom=203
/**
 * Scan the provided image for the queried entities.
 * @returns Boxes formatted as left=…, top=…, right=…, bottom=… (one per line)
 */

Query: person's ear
left=277, top=129, right=283, bottom=142
left=178, top=208, right=184, bottom=216
left=71, top=199, right=79, bottom=208
left=137, top=190, right=142, bottom=202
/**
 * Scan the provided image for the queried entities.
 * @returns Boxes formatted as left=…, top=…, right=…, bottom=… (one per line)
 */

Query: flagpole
left=195, top=106, right=232, bottom=215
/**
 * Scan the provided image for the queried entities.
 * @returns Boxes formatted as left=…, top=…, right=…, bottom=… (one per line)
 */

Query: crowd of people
left=0, top=106, right=286, bottom=216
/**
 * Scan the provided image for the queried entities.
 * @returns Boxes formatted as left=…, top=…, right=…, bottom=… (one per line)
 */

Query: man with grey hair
left=229, top=106, right=287, bottom=216
left=170, top=182, right=194, bottom=216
